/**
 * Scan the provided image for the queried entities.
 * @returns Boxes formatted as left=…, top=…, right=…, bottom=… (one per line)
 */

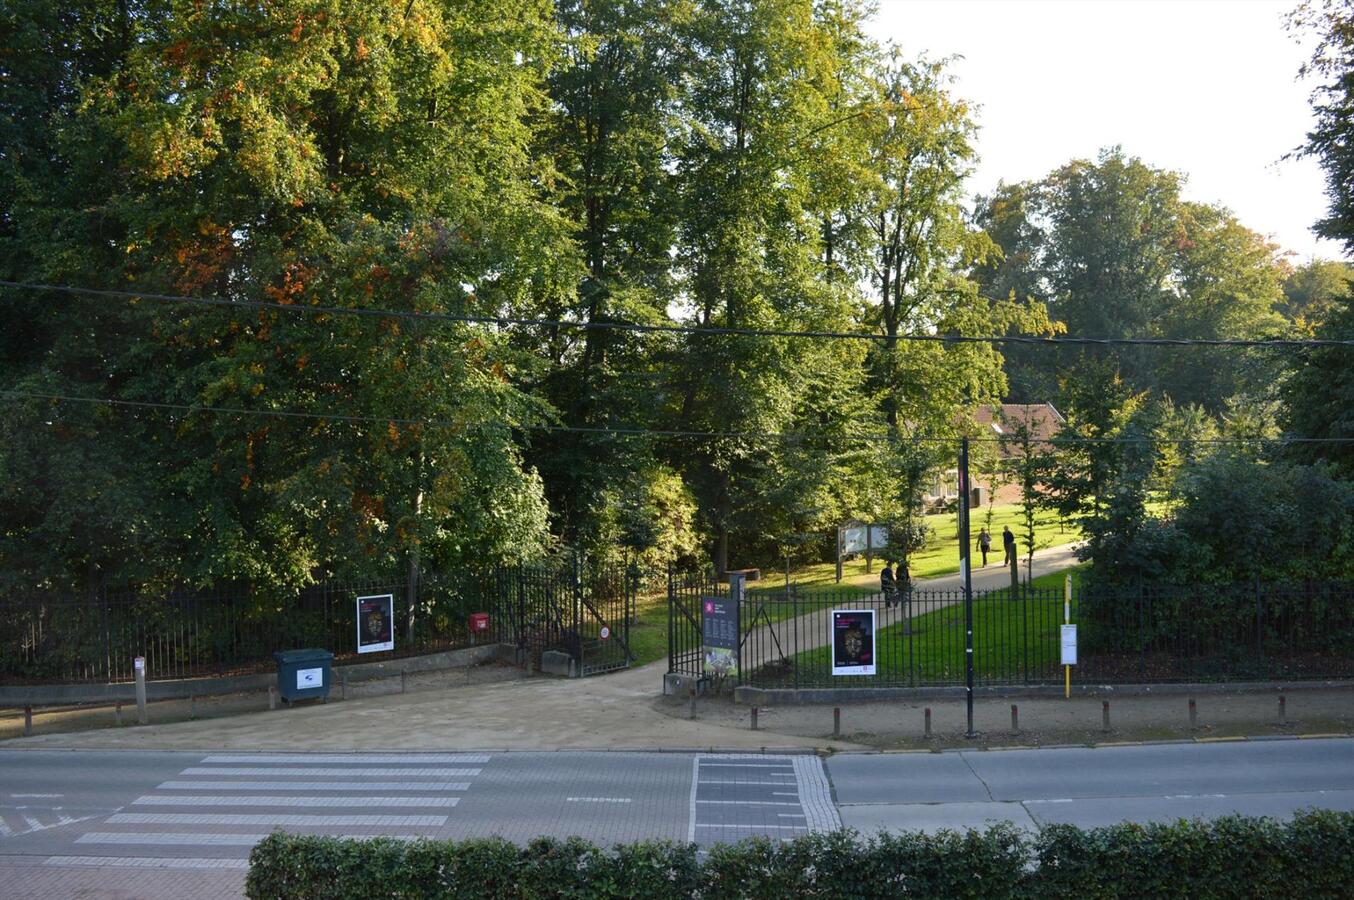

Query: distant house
left=924, top=403, right=1065, bottom=506
left=974, top=403, right=1065, bottom=456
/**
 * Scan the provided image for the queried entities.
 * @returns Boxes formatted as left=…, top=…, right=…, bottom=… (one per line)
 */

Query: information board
left=357, top=593, right=395, bottom=654
left=702, top=596, right=739, bottom=676
left=1060, top=624, right=1078, bottom=666
left=831, top=609, right=876, bottom=676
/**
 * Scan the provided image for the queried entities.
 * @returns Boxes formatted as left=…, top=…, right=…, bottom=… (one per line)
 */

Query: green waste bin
left=274, top=648, right=333, bottom=705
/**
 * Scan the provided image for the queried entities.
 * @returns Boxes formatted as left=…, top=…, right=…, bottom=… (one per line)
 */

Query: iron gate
left=499, top=558, right=635, bottom=676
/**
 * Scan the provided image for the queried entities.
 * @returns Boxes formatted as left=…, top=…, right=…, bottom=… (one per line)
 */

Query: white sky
left=867, top=0, right=1351, bottom=262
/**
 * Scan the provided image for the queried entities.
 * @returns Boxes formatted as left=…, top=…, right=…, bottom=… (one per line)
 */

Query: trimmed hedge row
left=247, top=811, right=1354, bottom=899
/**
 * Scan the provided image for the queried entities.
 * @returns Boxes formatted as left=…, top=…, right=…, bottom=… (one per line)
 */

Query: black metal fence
left=1, top=560, right=637, bottom=685
left=669, top=580, right=1354, bottom=689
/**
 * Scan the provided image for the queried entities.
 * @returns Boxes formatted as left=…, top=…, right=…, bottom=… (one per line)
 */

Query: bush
left=247, top=812, right=1354, bottom=899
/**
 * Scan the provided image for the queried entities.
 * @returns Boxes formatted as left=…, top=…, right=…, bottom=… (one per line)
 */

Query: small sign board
left=702, top=596, right=739, bottom=677
left=1060, top=624, right=1077, bottom=666
left=599, top=625, right=611, bottom=640
left=357, top=593, right=395, bottom=654
left=297, top=667, right=323, bottom=690
left=832, top=609, right=876, bottom=676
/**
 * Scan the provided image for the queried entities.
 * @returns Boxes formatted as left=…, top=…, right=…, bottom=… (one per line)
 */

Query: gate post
left=959, top=437, right=976, bottom=738
left=667, top=564, right=675, bottom=673
left=572, top=552, right=584, bottom=676
left=729, top=572, right=746, bottom=687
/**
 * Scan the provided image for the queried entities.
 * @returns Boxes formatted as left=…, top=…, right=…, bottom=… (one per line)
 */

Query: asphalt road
left=0, top=739, right=1351, bottom=897
left=830, top=738, right=1354, bottom=833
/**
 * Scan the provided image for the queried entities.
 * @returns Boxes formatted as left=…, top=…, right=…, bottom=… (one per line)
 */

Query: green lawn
left=620, top=508, right=1084, bottom=669
left=751, top=564, right=1089, bottom=687
left=750, top=503, right=1080, bottom=600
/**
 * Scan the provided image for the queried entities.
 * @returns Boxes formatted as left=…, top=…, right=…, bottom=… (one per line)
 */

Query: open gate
left=500, top=558, right=634, bottom=677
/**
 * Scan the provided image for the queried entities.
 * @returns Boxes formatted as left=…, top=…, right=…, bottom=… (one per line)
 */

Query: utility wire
left=6, top=389, right=1354, bottom=445
left=4, top=279, right=1351, bottom=349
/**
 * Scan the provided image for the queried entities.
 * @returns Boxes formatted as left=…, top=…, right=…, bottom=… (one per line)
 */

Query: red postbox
left=468, top=612, right=490, bottom=633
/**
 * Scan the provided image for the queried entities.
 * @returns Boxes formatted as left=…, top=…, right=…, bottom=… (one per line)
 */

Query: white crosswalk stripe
left=39, top=751, right=493, bottom=869
left=201, top=754, right=490, bottom=764
left=157, top=780, right=471, bottom=792
left=132, top=795, right=459, bottom=808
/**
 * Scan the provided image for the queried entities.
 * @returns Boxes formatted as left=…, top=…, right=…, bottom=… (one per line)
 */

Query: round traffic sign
left=599, top=626, right=611, bottom=640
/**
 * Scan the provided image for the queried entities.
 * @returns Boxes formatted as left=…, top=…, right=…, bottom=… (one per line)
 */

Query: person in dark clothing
left=1002, top=526, right=1016, bottom=566
left=977, top=528, right=992, bottom=566
left=880, top=562, right=897, bottom=607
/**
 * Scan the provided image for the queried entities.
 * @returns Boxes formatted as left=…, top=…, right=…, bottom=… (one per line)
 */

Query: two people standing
left=879, top=558, right=910, bottom=608
left=976, top=526, right=1017, bottom=567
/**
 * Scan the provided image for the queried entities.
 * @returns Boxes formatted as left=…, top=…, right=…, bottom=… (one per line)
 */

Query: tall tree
left=531, top=0, right=689, bottom=552
left=1, top=1, right=568, bottom=604
left=973, top=149, right=1290, bottom=412
left=1284, top=0, right=1354, bottom=476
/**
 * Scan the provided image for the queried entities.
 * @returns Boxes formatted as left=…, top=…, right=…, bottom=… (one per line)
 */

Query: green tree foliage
left=1284, top=1, right=1354, bottom=478
left=1292, top=0, right=1354, bottom=253
left=971, top=149, right=1289, bottom=411
left=1281, top=258, right=1353, bottom=327
left=2, top=1, right=566, bottom=595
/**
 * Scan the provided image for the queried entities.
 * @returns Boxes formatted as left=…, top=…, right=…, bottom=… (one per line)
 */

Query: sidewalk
left=2, top=539, right=1348, bottom=754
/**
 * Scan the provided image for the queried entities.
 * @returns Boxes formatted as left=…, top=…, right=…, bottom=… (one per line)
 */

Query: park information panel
left=832, top=609, right=876, bottom=676
left=356, top=593, right=395, bottom=654
left=702, top=596, right=739, bottom=677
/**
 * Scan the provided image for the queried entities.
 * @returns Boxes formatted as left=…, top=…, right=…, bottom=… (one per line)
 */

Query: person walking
left=880, top=560, right=897, bottom=608
left=977, top=528, right=992, bottom=566
left=1002, top=525, right=1016, bottom=567
left=896, top=555, right=913, bottom=633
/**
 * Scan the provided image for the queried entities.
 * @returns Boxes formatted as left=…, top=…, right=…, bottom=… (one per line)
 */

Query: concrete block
left=541, top=650, right=576, bottom=678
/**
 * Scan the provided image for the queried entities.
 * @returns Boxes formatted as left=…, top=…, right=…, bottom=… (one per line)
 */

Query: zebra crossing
left=687, top=753, right=839, bottom=845
left=45, top=752, right=490, bottom=871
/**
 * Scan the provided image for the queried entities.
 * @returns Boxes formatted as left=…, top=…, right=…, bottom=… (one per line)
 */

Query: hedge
left=247, top=811, right=1354, bottom=899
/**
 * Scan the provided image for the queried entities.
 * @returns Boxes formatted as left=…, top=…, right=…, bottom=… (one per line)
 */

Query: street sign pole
left=959, top=437, right=975, bottom=738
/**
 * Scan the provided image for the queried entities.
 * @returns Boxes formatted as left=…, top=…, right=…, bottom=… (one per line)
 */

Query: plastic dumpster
left=273, top=648, right=334, bottom=705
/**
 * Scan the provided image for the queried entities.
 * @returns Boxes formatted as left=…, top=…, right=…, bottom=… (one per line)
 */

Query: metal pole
left=134, top=656, right=148, bottom=725
left=1064, top=574, right=1072, bottom=699
left=960, top=437, right=975, bottom=738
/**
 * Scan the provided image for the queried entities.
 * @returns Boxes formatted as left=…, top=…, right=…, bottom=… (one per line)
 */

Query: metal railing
left=0, top=559, right=639, bottom=684
left=671, top=580, right=1354, bottom=689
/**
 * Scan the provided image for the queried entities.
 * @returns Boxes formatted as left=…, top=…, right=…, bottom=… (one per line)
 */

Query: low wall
left=733, top=678, right=1354, bottom=705
left=0, top=643, right=518, bottom=707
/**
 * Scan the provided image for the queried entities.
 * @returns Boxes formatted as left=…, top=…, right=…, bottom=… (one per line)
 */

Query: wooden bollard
left=23, top=705, right=32, bottom=737
left=833, top=707, right=841, bottom=738
left=1011, top=703, right=1019, bottom=733
left=189, top=696, right=197, bottom=720
left=924, top=707, right=932, bottom=738
left=1189, top=698, right=1197, bottom=729
left=688, top=687, right=696, bottom=720
left=1102, top=700, right=1111, bottom=733
left=340, top=670, right=348, bottom=701
left=401, top=670, right=408, bottom=694
left=268, top=685, right=277, bottom=710
left=1279, top=693, right=1286, bottom=724
left=751, top=707, right=759, bottom=730
left=115, top=701, right=123, bottom=727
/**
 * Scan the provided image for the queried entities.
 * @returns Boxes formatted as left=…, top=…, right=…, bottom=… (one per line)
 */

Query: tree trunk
left=715, top=525, right=729, bottom=579
left=405, top=450, right=425, bottom=645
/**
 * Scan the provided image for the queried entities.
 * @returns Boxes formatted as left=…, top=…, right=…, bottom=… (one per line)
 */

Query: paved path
left=741, top=542, right=1081, bottom=663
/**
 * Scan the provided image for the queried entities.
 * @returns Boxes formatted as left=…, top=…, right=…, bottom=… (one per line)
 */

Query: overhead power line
left=4, top=279, right=1352, bottom=349
left=6, top=389, right=1354, bottom=445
